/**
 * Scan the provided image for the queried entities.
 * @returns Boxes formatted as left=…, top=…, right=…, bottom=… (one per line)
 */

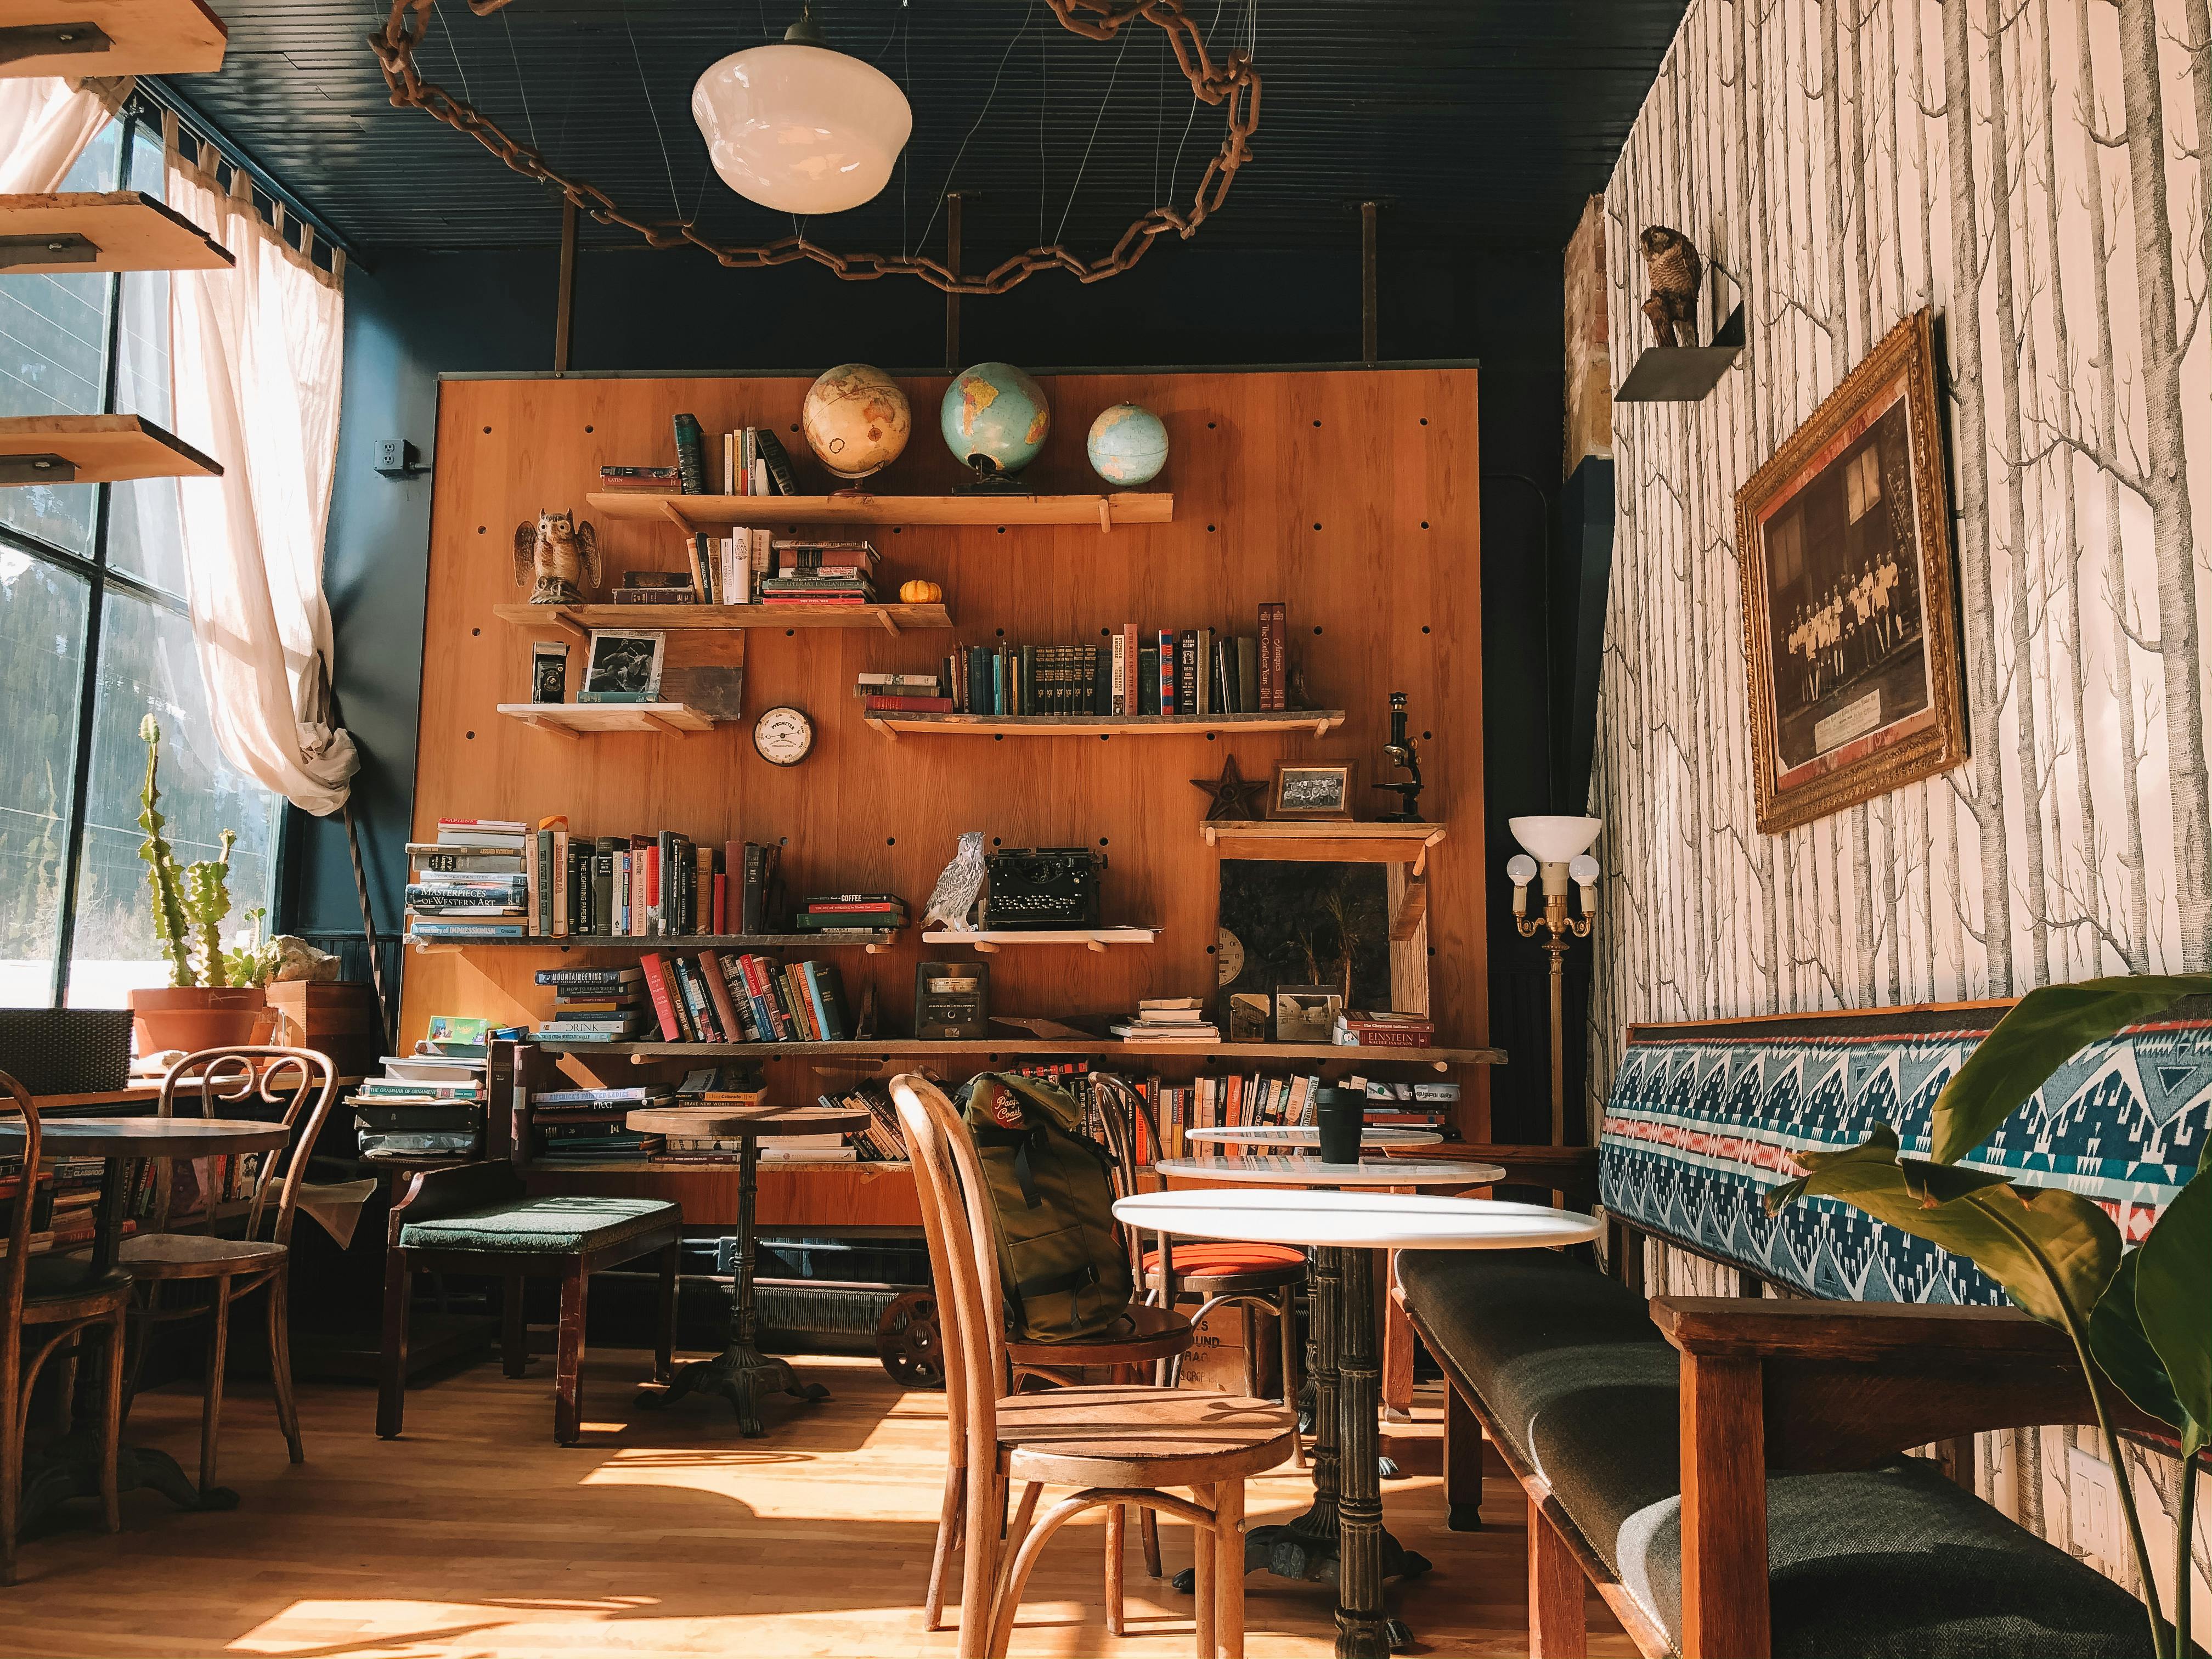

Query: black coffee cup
left=1314, top=1086, right=1362, bottom=1165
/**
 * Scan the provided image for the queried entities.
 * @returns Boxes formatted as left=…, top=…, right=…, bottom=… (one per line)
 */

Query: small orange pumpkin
left=900, top=579, right=943, bottom=604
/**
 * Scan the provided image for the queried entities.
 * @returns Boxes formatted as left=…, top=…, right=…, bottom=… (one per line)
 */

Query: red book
left=803, top=900, right=907, bottom=913
left=1338, top=1026, right=1435, bottom=1048
left=638, top=952, right=685, bottom=1041
left=1259, top=602, right=1288, bottom=710
left=763, top=593, right=867, bottom=606
left=737, top=953, right=791, bottom=1040
left=697, top=950, right=748, bottom=1046
left=1121, top=623, right=1141, bottom=714
left=712, top=871, right=727, bottom=935
left=862, top=695, right=955, bottom=713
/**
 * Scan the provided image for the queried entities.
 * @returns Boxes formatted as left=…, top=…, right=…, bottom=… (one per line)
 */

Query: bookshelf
left=1202, top=821, right=1447, bottom=861
left=406, top=931, right=899, bottom=955
left=586, top=490, right=1174, bottom=532
left=0, top=193, right=233, bottom=274
left=494, top=600, right=952, bottom=636
left=496, top=701, right=719, bottom=736
left=531, top=1035, right=1505, bottom=1072
left=923, top=927, right=1160, bottom=952
left=864, top=710, right=1345, bottom=740
left=0, top=1, right=227, bottom=76
left=0, top=414, right=221, bottom=486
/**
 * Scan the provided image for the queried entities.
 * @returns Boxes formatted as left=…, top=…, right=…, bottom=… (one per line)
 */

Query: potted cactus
left=125, top=716, right=274, bottom=1057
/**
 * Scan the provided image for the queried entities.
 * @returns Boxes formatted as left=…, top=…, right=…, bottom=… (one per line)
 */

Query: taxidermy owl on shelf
left=514, top=510, right=601, bottom=603
left=923, top=831, right=988, bottom=933
left=1639, top=225, right=1703, bottom=348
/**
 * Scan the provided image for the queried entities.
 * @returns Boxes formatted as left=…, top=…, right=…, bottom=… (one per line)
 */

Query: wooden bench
left=1397, top=999, right=2207, bottom=1658
left=377, top=1163, right=682, bottom=1444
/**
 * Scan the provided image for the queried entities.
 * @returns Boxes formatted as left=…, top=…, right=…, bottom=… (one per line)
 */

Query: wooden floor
left=2, top=1350, right=1634, bottom=1657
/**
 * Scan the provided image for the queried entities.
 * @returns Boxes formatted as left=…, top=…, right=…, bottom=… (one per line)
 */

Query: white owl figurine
left=923, top=831, right=989, bottom=932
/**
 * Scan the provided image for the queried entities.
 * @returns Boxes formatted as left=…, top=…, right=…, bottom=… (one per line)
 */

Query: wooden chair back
left=155, top=1046, right=340, bottom=1244
left=1088, top=1074, right=1167, bottom=1286
left=890, top=1074, right=1005, bottom=1470
left=1, top=1070, right=40, bottom=1349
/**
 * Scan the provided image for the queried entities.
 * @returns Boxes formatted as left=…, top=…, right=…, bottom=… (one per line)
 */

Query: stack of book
left=793, top=892, right=907, bottom=932
left=0, top=1153, right=54, bottom=1260
left=854, top=670, right=949, bottom=715
left=352, top=1069, right=485, bottom=1160
left=598, top=465, right=680, bottom=494
left=760, top=539, right=878, bottom=608
left=408, top=819, right=531, bottom=943
left=528, top=1084, right=671, bottom=1163
left=534, top=965, right=647, bottom=1041
left=608, top=950, right=855, bottom=1044
left=1331, top=1009, right=1437, bottom=1049
left=1361, top=1078, right=1460, bottom=1128
left=1110, top=998, right=1221, bottom=1043
left=45, top=1155, right=105, bottom=1249
left=825, top=1084, right=909, bottom=1163
left=909, top=603, right=1292, bottom=718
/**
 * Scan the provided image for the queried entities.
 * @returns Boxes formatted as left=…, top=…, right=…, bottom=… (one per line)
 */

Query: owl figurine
left=1639, top=225, right=1703, bottom=348
left=513, top=510, right=601, bottom=604
left=923, top=831, right=988, bottom=933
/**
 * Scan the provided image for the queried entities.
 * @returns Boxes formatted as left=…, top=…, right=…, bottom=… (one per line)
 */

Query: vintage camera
left=982, top=847, right=1104, bottom=929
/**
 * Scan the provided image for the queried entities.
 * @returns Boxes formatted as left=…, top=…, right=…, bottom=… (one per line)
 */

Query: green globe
left=1086, top=403, right=1168, bottom=486
left=941, top=362, right=1050, bottom=479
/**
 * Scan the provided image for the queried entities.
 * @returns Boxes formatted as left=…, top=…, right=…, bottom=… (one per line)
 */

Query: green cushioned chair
left=379, top=1168, right=682, bottom=1446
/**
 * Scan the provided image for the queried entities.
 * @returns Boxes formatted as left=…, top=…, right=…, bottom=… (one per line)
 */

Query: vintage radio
left=982, top=847, right=1104, bottom=929
left=913, top=960, right=989, bottom=1040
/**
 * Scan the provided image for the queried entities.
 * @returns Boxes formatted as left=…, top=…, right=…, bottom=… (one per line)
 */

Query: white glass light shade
left=1508, top=815, right=1603, bottom=864
left=691, top=44, right=912, bottom=215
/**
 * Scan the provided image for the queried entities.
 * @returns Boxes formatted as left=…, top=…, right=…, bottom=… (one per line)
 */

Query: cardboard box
left=1178, top=1300, right=1282, bottom=1396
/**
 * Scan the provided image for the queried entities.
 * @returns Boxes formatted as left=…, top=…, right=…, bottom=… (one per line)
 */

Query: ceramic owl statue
left=513, top=510, right=601, bottom=603
left=923, top=831, right=989, bottom=933
left=1638, top=224, right=1703, bottom=348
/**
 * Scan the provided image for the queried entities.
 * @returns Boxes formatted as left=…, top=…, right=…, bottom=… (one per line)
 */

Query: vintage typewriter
left=982, top=847, right=1104, bottom=929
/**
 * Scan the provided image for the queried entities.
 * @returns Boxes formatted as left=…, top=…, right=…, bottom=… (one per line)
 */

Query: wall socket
left=374, top=438, right=424, bottom=477
left=2068, top=1445, right=2125, bottom=1566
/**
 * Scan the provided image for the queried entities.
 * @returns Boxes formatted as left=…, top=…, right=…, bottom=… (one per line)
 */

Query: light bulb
left=1568, top=854, right=1600, bottom=885
left=692, top=24, right=912, bottom=215
left=1506, top=854, right=1538, bottom=885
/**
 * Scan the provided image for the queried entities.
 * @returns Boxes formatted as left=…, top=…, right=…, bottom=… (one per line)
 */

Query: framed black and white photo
left=1273, top=985, right=1343, bottom=1043
left=579, top=629, right=665, bottom=704
left=1268, top=760, right=1357, bottom=821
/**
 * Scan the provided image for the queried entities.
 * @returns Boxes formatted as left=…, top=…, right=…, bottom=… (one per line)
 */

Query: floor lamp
left=1506, top=815, right=1601, bottom=1147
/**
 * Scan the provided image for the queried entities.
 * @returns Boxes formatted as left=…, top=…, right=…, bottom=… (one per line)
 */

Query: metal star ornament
left=1192, top=754, right=1268, bottom=821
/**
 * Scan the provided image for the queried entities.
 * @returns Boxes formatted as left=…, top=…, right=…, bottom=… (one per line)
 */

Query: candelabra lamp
left=1506, top=815, right=1602, bottom=1147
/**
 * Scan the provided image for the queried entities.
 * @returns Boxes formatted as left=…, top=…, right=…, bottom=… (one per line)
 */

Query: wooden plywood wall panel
left=403, top=368, right=1487, bottom=1209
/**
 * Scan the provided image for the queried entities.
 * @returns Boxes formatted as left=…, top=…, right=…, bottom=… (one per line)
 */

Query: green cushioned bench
left=378, top=1167, right=682, bottom=1445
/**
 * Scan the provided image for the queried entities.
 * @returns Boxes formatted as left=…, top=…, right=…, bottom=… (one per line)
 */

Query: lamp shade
left=1508, top=815, right=1602, bottom=864
left=691, top=43, right=912, bottom=215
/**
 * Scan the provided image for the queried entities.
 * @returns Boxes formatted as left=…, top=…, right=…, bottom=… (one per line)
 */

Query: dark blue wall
left=290, top=235, right=1568, bottom=1139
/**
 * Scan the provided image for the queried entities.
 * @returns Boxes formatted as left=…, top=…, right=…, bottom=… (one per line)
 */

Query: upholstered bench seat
left=1398, top=1249, right=2148, bottom=1659
left=398, top=1194, right=678, bottom=1255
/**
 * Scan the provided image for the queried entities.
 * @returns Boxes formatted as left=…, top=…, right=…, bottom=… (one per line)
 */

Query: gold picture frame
left=1735, top=307, right=1967, bottom=832
left=1268, top=760, right=1358, bottom=821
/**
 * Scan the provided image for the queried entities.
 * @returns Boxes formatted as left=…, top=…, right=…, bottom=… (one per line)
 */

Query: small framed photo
left=1273, top=985, right=1343, bottom=1043
left=579, top=629, right=664, bottom=703
left=1225, top=991, right=1272, bottom=1043
left=531, top=640, right=569, bottom=704
left=1269, top=760, right=1357, bottom=821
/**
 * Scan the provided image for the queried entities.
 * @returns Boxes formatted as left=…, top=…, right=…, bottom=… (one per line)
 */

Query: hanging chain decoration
left=368, top=0, right=1260, bottom=293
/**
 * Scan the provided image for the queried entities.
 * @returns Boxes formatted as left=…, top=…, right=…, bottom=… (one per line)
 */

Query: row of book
left=602, top=419, right=800, bottom=499
left=0, top=1153, right=105, bottom=1259
left=1360, top=1077, right=1461, bottom=1127
left=758, top=539, right=881, bottom=608
left=612, top=537, right=885, bottom=611
left=528, top=1084, right=672, bottom=1163
left=535, top=956, right=856, bottom=1045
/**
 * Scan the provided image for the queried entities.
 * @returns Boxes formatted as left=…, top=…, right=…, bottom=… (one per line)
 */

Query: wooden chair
left=893, top=1073, right=1295, bottom=1658
left=2, top=1070, right=127, bottom=1585
left=117, top=1047, right=339, bottom=1499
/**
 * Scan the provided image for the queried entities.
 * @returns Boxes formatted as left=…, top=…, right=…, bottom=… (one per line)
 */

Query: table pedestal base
left=650, top=1345, right=828, bottom=1438
left=20, top=1430, right=235, bottom=1533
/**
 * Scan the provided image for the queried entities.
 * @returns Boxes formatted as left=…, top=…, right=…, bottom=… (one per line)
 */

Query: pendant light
left=691, top=5, right=912, bottom=216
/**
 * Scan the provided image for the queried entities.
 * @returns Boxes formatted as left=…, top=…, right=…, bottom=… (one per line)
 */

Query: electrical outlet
left=374, top=438, right=424, bottom=477
left=2068, top=1446, right=2124, bottom=1566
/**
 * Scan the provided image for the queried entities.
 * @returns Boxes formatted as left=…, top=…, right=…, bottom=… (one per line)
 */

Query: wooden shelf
left=0, top=414, right=220, bottom=486
left=923, top=926, right=1160, bottom=953
left=1204, top=821, right=1447, bottom=862
left=1, top=1, right=227, bottom=76
left=525, top=1158, right=900, bottom=1174
left=496, top=701, right=718, bottom=735
left=865, top=710, right=1345, bottom=740
left=585, top=490, right=1173, bottom=532
left=406, top=930, right=898, bottom=955
left=0, top=193, right=232, bottom=275
left=532, top=1036, right=1505, bottom=1071
left=494, top=600, right=951, bottom=636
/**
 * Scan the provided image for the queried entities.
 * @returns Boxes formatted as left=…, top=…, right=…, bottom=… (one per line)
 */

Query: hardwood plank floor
left=2, top=1351, right=1635, bottom=1657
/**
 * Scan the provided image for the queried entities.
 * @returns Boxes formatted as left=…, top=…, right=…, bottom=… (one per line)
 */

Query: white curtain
left=165, top=117, right=358, bottom=816
left=0, top=75, right=130, bottom=193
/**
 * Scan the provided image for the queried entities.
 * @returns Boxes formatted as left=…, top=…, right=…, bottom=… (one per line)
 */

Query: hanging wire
left=433, top=3, right=475, bottom=105
left=1037, top=12, right=1048, bottom=247
left=915, top=0, right=1036, bottom=253
left=624, top=9, right=684, bottom=221
left=899, top=1, right=911, bottom=256
left=1054, top=19, right=1132, bottom=245
left=499, top=9, right=538, bottom=153
left=1153, top=26, right=1164, bottom=209
left=1167, top=0, right=1228, bottom=198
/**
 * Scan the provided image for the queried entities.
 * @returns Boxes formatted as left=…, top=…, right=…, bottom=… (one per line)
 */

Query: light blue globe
left=1086, top=403, right=1169, bottom=486
left=941, top=362, right=1050, bottom=478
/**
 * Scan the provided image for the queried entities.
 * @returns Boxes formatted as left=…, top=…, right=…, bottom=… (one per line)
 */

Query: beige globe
left=801, top=363, right=912, bottom=481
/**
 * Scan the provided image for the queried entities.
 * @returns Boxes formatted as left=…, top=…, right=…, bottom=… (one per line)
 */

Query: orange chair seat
left=1142, top=1242, right=1306, bottom=1277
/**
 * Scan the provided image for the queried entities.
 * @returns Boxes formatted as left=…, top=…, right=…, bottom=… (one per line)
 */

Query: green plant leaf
left=1931, top=975, right=2209, bottom=1164
left=2090, top=1246, right=2187, bottom=1432
left=1767, top=1125, right=2121, bottom=1327
left=2135, top=1166, right=2210, bottom=1437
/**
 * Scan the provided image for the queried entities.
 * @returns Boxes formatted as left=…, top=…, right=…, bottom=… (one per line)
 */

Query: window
left=0, top=104, right=279, bottom=1008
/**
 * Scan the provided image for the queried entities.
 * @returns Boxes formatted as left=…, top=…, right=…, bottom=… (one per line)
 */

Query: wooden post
left=1334, top=1244, right=1388, bottom=1657
left=554, top=196, right=577, bottom=373
left=1527, top=1498, right=1588, bottom=1657
left=1679, top=1354, right=1771, bottom=1659
left=945, top=192, right=963, bottom=373
left=1443, top=1381, right=1483, bottom=1531
left=1360, top=200, right=1378, bottom=367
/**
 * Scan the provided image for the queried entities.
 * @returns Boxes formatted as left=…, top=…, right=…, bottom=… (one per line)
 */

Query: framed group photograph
left=1269, top=760, right=1357, bottom=821
left=579, top=629, right=665, bottom=704
left=1734, top=307, right=1967, bottom=832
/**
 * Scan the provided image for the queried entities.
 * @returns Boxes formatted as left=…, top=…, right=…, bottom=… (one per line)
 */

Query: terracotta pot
left=127, top=985, right=273, bottom=1058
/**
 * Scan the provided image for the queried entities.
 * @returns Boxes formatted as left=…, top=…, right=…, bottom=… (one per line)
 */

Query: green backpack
left=957, top=1071, right=1134, bottom=1343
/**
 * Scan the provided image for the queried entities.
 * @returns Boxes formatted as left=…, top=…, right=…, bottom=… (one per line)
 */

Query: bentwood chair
left=893, top=1074, right=1294, bottom=1658
left=119, top=1047, right=338, bottom=1499
left=2, top=1070, right=128, bottom=1585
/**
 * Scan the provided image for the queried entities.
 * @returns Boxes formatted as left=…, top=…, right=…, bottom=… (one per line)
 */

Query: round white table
left=1113, top=1188, right=1600, bottom=1658
left=1155, top=1155, right=1506, bottom=1187
left=1182, top=1125, right=1443, bottom=1149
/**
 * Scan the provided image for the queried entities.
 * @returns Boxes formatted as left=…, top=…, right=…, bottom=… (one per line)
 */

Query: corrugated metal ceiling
left=170, top=2, right=1688, bottom=258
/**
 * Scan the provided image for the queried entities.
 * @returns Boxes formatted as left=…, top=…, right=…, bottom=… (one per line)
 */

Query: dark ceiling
left=170, top=2, right=1687, bottom=262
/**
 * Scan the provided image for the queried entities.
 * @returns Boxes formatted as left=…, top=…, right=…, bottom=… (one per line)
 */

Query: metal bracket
left=0, top=455, right=78, bottom=486
left=0, top=233, right=99, bottom=272
left=0, top=21, right=111, bottom=66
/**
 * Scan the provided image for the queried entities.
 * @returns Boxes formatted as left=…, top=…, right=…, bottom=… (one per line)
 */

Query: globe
left=941, top=362, right=1050, bottom=479
left=802, top=363, right=911, bottom=481
left=1086, top=403, right=1169, bottom=486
